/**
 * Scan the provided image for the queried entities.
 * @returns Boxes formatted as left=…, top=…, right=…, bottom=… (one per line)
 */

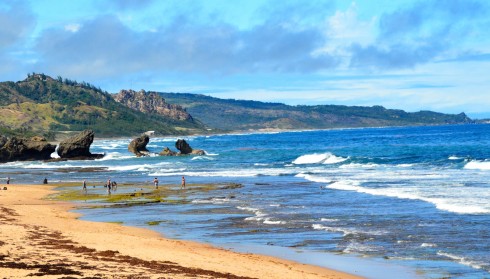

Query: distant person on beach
left=181, top=176, right=186, bottom=189
left=111, top=181, right=117, bottom=191
left=6, top=176, right=10, bottom=184
left=83, top=180, right=87, bottom=194
left=154, top=177, right=159, bottom=189
left=43, top=178, right=48, bottom=184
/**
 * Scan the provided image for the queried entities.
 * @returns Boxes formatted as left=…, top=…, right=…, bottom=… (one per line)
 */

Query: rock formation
left=175, top=139, right=193, bottom=154
left=0, top=135, right=7, bottom=148
left=159, top=147, right=177, bottom=156
left=128, top=134, right=150, bottom=157
left=113, top=89, right=193, bottom=121
left=0, top=135, right=56, bottom=162
left=157, top=139, right=205, bottom=156
left=175, top=139, right=205, bottom=155
left=57, top=129, right=103, bottom=159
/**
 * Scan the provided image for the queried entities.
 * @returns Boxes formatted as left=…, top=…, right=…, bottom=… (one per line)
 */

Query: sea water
left=2, top=124, right=490, bottom=278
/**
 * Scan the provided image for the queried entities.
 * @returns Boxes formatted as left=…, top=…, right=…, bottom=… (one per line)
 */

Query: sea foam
left=326, top=181, right=490, bottom=215
left=437, top=252, right=484, bottom=270
left=464, top=160, right=490, bottom=170
left=292, top=152, right=348, bottom=165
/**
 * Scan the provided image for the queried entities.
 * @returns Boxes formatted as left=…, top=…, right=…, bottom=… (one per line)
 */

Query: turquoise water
left=3, top=124, right=490, bottom=278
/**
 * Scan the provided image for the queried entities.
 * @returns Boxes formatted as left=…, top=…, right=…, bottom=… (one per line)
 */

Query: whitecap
left=464, top=160, right=490, bottom=170
left=237, top=206, right=259, bottom=212
left=437, top=251, right=483, bottom=270
left=191, top=156, right=215, bottom=161
left=263, top=219, right=286, bottom=225
left=327, top=181, right=490, bottom=215
left=292, top=152, right=347, bottom=165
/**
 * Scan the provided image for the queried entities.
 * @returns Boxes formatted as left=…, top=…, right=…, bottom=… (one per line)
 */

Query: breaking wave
left=292, top=152, right=348, bottom=165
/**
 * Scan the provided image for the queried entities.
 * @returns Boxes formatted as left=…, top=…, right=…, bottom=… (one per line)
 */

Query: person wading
left=154, top=177, right=159, bottom=189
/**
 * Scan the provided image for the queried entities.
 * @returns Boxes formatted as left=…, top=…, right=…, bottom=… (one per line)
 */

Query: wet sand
left=0, top=184, right=362, bottom=278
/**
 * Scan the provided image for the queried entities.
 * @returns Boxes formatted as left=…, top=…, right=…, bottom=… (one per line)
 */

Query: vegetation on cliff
left=159, top=93, right=474, bottom=131
left=0, top=74, right=207, bottom=138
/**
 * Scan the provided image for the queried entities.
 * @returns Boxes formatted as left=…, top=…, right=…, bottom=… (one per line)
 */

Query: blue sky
left=1, top=0, right=490, bottom=118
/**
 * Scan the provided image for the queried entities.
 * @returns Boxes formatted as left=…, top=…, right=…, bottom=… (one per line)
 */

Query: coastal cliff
left=113, top=89, right=192, bottom=121
left=0, top=74, right=207, bottom=138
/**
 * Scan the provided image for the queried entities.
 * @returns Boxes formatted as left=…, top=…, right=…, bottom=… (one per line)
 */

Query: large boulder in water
left=57, top=129, right=103, bottom=159
left=175, top=139, right=192, bottom=154
left=0, top=136, right=56, bottom=162
left=175, top=139, right=205, bottom=155
left=128, top=134, right=150, bottom=156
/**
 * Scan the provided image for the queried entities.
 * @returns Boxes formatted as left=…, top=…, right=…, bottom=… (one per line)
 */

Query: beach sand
left=0, top=184, right=362, bottom=279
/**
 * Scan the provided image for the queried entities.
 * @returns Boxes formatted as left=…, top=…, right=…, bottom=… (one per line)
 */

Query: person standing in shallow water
left=107, top=179, right=112, bottom=195
left=181, top=176, right=186, bottom=189
left=82, top=180, right=87, bottom=194
left=6, top=177, right=10, bottom=184
left=154, top=177, right=159, bottom=189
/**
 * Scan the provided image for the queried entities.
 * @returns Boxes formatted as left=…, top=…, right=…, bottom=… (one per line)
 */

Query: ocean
left=2, top=124, right=490, bottom=278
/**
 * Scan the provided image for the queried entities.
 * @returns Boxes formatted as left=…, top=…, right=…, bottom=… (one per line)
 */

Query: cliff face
left=113, top=90, right=192, bottom=121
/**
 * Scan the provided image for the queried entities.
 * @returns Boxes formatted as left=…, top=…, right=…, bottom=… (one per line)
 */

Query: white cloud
left=64, top=23, right=81, bottom=32
left=313, top=2, right=377, bottom=68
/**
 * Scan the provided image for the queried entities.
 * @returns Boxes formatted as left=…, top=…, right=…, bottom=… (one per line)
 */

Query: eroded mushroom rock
left=128, top=134, right=150, bottom=157
left=175, top=139, right=205, bottom=155
left=57, top=129, right=103, bottom=159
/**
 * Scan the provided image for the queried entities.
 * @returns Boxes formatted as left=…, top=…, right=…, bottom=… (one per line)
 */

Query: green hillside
left=159, top=93, right=474, bottom=131
left=0, top=74, right=207, bottom=138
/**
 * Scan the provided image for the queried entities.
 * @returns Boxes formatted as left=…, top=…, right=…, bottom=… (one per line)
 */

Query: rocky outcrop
left=0, top=135, right=7, bottom=148
left=57, top=129, right=103, bottom=159
left=0, top=136, right=56, bottom=162
left=157, top=139, right=205, bottom=156
left=113, top=89, right=193, bottom=121
left=128, top=134, right=150, bottom=157
left=159, top=147, right=177, bottom=156
left=175, top=139, right=205, bottom=155
left=175, top=139, right=192, bottom=154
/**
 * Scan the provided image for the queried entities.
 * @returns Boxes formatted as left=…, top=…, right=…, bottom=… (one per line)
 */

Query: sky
left=1, top=0, right=490, bottom=118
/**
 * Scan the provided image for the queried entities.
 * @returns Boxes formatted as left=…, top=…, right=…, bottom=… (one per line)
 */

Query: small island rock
left=57, top=129, right=103, bottom=159
left=175, top=139, right=205, bottom=155
left=128, top=134, right=150, bottom=156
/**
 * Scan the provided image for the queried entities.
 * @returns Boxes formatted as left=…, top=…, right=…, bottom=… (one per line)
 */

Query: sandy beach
left=0, top=184, right=362, bottom=279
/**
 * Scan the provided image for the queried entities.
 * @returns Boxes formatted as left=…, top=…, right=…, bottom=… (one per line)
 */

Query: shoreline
left=0, top=184, right=362, bottom=278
